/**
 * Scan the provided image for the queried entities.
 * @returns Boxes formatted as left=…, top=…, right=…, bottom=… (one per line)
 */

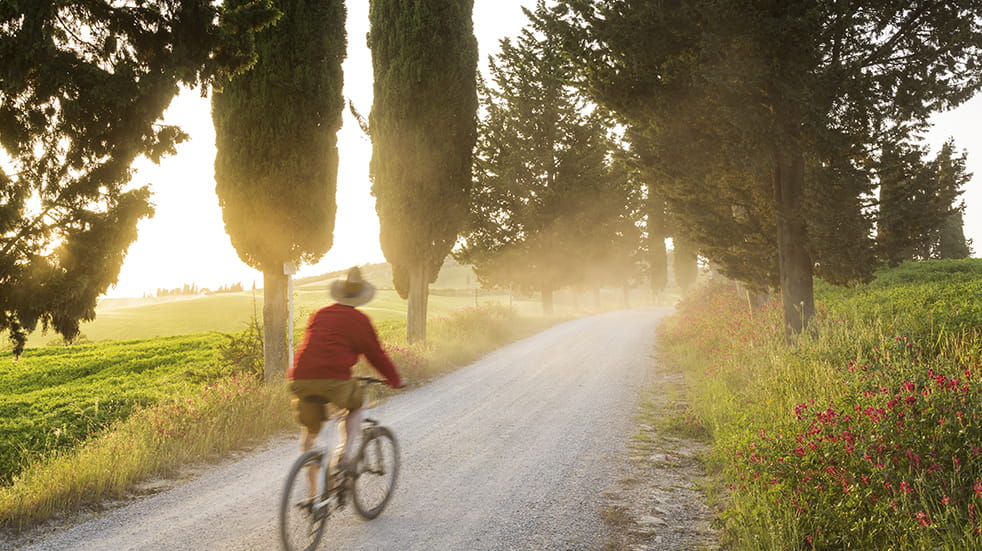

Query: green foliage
left=213, top=0, right=347, bottom=376
left=456, top=1, right=639, bottom=306
left=0, top=0, right=278, bottom=356
left=216, top=316, right=265, bottom=378
left=213, top=0, right=344, bottom=270
left=877, top=140, right=973, bottom=265
left=937, top=207, right=973, bottom=260
left=0, top=335, right=229, bottom=485
left=367, top=0, right=479, bottom=297
left=816, top=259, right=982, bottom=341
left=554, top=0, right=982, bottom=330
left=659, top=259, right=982, bottom=549
left=0, top=373, right=294, bottom=531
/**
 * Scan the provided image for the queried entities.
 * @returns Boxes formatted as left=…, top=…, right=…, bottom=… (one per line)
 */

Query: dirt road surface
left=16, top=308, right=673, bottom=551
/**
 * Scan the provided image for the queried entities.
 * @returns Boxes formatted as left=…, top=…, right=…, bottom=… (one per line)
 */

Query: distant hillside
left=23, top=261, right=514, bottom=348
left=292, top=258, right=479, bottom=292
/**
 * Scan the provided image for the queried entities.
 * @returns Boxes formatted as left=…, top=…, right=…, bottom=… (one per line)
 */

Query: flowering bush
left=659, top=260, right=982, bottom=550
left=728, top=354, right=982, bottom=549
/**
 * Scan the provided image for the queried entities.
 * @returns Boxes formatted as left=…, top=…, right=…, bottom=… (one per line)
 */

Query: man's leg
left=338, top=408, right=363, bottom=468
left=300, top=426, right=319, bottom=498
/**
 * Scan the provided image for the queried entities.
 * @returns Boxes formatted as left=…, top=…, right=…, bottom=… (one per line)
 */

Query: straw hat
left=329, top=266, right=376, bottom=307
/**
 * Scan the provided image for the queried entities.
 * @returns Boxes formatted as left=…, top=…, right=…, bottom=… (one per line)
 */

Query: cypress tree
left=936, top=206, right=972, bottom=260
left=877, top=140, right=972, bottom=265
left=368, top=0, right=478, bottom=342
left=928, top=143, right=973, bottom=260
left=213, top=0, right=345, bottom=381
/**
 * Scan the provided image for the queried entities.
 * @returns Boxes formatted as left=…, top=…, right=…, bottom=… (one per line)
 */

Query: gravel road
left=16, top=308, right=671, bottom=551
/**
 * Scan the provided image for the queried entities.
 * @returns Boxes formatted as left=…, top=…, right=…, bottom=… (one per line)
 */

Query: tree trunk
left=262, top=269, right=289, bottom=383
left=773, top=144, right=815, bottom=335
left=541, top=287, right=554, bottom=315
left=406, top=263, right=430, bottom=343
left=672, top=234, right=699, bottom=290
left=648, top=194, right=668, bottom=294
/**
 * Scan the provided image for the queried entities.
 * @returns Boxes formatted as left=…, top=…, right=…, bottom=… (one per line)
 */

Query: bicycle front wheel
left=280, top=449, right=328, bottom=551
left=351, top=426, right=399, bottom=519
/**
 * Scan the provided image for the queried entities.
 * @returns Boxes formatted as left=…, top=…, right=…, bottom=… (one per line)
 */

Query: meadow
left=23, top=262, right=530, bottom=347
left=0, top=263, right=564, bottom=530
left=659, top=258, right=982, bottom=550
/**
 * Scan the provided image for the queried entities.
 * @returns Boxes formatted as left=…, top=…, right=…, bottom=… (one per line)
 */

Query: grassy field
left=0, top=334, right=231, bottom=486
left=658, top=258, right=982, bottom=550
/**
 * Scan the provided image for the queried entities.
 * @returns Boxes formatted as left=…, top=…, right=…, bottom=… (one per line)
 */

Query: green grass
left=0, top=334, right=231, bottom=486
left=658, top=259, right=982, bottom=550
left=0, top=303, right=561, bottom=531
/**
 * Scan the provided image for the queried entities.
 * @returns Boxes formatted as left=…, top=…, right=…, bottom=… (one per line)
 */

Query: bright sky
left=107, top=3, right=982, bottom=298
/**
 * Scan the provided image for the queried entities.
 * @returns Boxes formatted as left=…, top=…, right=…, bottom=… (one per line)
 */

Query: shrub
left=659, top=259, right=982, bottom=550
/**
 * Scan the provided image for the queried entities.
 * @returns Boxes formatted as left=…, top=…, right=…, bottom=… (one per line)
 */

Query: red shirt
left=288, top=304, right=402, bottom=388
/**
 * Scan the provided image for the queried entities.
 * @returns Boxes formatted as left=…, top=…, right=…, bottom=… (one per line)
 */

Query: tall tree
left=877, top=139, right=972, bottom=264
left=368, top=0, right=478, bottom=342
left=925, top=143, right=973, bottom=260
left=0, top=0, right=276, bottom=355
left=456, top=3, right=627, bottom=314
left=574, top=147, right=645, bottom=301
left=213, top=0, right=345, bottom=381
left=555, top=0, right=982, bottom=333
left=936, top=205, right=972, bottom=260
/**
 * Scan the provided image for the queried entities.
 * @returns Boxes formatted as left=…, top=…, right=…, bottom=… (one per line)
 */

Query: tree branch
left=857, top=1, right=937, bottom=69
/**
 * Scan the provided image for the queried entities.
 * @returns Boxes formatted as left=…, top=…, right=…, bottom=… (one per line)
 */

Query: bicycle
left=279, top=376, right=400, bottom=551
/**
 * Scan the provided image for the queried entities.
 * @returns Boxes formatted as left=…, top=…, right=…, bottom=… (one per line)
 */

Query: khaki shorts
left=289, top=378, right=365, bottom=433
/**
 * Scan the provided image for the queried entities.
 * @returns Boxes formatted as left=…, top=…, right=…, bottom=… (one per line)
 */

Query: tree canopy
left=877, top=139, right=973, bottom=265
left=213, top=0, right=346, bottom=380
left=555, top=0, right=982, bottom=332
left=1, top=0, right=277, bottom=355
left=456, top=2, right=639, bottom=313
left=368, top=0, right=478, bottom=341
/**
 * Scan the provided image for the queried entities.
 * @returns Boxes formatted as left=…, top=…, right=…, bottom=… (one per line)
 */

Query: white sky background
left=108, top=3, right=982, bottom=298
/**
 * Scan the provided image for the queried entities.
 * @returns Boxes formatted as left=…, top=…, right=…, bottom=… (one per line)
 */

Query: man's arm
left=356, top=313, right=403, bottom=388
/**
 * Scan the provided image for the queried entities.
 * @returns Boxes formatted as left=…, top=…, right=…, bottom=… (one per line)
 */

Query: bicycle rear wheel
left=280, top=449, right=329, bottom=551
left=351, top=425, right=399, bottom=519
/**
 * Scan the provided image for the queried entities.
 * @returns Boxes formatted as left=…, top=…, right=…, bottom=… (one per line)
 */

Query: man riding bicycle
left=287, top=266, right=403, bottom=486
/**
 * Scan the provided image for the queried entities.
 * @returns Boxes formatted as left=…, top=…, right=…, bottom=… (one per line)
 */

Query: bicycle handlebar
left=355, top=376, right=387, bottom=385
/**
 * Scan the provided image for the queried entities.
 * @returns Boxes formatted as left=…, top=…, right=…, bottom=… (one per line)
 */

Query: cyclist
left=286, top=266, right=403, bottom=493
